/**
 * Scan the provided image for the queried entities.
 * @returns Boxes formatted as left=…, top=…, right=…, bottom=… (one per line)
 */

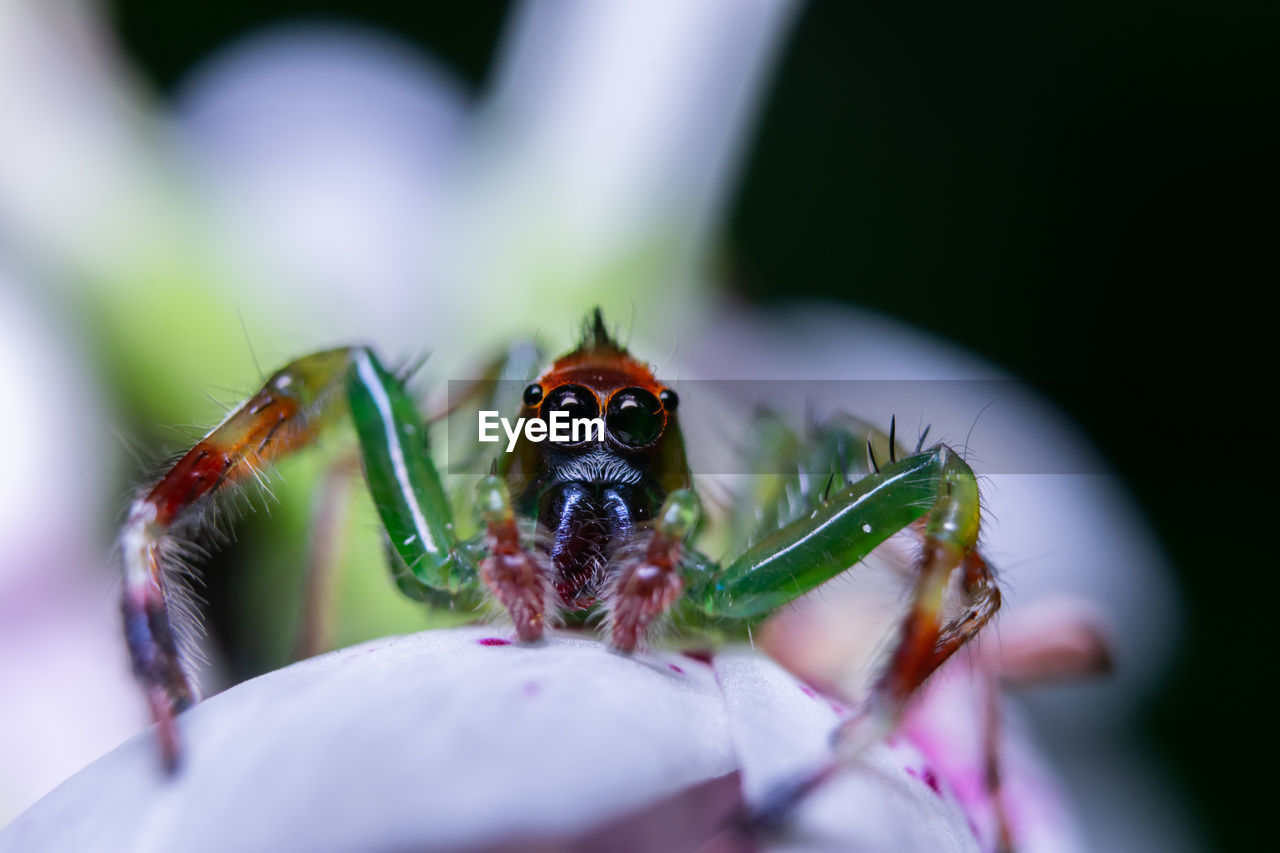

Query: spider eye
left=606, top=388, right=664, bottom=447
left=658, top=388, right=678, bottom=412
left=541, top=384, right=599, bottom=442
left=523, top=383, right=544, bottom=406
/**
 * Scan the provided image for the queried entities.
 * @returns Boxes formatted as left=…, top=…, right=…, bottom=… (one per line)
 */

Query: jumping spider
left=119, top=309, right=1001, bottom=828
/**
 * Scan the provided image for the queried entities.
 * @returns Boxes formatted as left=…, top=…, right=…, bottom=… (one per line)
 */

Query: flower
left=0, top=626, right=1078, bottom=853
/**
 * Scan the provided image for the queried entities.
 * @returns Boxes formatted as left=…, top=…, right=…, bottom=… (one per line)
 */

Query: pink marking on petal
left=477, top=637, right=511, bottom=646
left=668, top=663, right=685, bottom=674
left=681, top=649, right=715, bottom=665
left=799, top=684, right=817, bottom=698
left=905, top=766, right=943, bottom=797
left=523, top=681, right=540, bottom=696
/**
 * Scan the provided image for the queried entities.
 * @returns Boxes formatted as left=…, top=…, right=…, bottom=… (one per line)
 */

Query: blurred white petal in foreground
left=0, top=626, right=1078, bottom=853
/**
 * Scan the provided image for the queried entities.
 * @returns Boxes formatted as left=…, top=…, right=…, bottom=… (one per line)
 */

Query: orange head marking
left=522, top=310, right=679, bottom=451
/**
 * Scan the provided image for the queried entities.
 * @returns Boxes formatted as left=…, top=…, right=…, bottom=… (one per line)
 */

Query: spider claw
left=889, top=415, right=897, bottom=463
left=867, top=439, right=880, bottom=474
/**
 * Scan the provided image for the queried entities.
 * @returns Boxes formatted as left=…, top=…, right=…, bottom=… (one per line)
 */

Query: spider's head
left=501, top=310, right=689, bottom=515
left=521, top=310, right=679, bottom=456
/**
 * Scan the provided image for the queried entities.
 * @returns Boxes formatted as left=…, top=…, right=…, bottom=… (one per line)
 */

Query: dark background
left=110, top=1, right=1277, bottom=849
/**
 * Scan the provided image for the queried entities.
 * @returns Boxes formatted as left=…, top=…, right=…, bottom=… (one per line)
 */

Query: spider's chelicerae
left=119, top=309, right=1002, bottom=826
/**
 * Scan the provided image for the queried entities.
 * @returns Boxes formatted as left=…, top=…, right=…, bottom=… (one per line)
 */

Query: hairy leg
left=120, top=349, right=357, bottom=770
left=476, top=474, right=555, bottom=642
left=671, top=442, right=1001, bottom=834
left=608, top=489, right=701, bottom=652
left=840, top=547, right=1002, bottom=759
left=121, top=347, right=479, bottom=770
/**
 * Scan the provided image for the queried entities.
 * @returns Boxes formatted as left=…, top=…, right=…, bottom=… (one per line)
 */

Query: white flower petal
left=1, top=627, right=1043, bottom=852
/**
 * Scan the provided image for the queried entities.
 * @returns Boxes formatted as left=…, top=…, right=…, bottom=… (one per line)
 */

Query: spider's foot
left=123, top=589, right=196, bottom=773
left=733, top=762, right=838, bottom=840
left=135, top=663, right=194, bottom=774
left=144, top=685, right=191, bottom=773
left=831, top=702, right=896, bottom=763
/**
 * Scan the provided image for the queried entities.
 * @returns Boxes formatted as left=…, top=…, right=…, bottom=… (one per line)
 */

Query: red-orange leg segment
left=837, top=447, right=1000, bottom=759
left=120, top=348, right=355, bottom=771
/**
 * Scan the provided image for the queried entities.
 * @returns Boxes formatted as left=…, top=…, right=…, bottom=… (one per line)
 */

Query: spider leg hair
left=119, top=347, right=362, bottom=771
left=605, top=489, right=701, bottom=653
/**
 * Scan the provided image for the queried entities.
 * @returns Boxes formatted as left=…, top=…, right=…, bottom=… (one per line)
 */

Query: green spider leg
left=345, top=350, right=484, bottom=606
left=649, top=413, right=1001, bottom=835
left=120, top=346, right=488, bottom=769
left=294, top=342, right=547, bottom=658
left=676, top=431, right=1001, bottom=747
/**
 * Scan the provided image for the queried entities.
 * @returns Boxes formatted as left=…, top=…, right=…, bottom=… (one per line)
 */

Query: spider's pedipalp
left=606, top=489, right=700, bottom=653
left=477, top=474, right=557, bottom=642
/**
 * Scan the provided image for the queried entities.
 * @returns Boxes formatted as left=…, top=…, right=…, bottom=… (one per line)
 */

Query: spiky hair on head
left=579, top=307, right=623, bottom=354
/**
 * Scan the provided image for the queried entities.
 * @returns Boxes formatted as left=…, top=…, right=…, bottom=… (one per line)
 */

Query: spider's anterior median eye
left=541, top=384, right=599, bottom=442
left=606, top=387, right=664, bottom=447
left=523, top=383, right=544, bottom=406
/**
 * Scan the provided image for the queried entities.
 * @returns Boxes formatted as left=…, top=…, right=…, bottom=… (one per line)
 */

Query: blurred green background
left=100, top=2, right=1277, bottom=850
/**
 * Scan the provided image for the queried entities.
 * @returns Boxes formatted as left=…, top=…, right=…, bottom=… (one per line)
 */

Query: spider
left=119, top=309, right=1002, bottom=818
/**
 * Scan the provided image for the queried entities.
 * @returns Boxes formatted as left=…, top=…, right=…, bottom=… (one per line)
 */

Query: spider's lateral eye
left=523, top=383, right=544, bottom=406
left=541, top=384, right=599, bottom=443
left=606, top=387, right=664, bottom=447
left=658, top=388, right=678, bottom=412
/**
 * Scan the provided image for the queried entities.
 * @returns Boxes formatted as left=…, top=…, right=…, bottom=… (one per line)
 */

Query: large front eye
left=606, top=387, right=664, bottom=447
left=541, top=384, right=599, bottom=443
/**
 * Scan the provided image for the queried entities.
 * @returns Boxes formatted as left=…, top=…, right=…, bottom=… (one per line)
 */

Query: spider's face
left=509, top=332, right=686, bottom=606
left=518, top=350, right=682, bottom=492
left=499, top=314, right=692, bottom=608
